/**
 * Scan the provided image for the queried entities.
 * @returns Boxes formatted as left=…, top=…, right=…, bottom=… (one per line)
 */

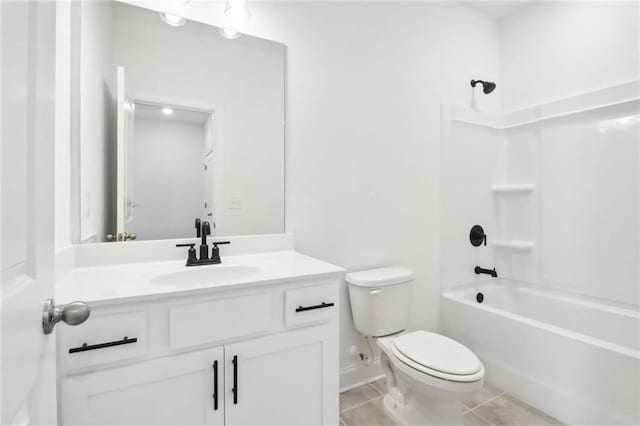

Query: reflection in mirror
left=127, top=103, right=214, bottom=240
left=78, top=1, right=285, bottom=243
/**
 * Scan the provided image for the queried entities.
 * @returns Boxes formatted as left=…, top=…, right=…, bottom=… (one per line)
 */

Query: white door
left=116, top=66, right=134, bottom=238
left=203, top=114, right=215, bottom=229
left=1, top=1, right=58, bottom=425
left=224, top=326, right=338, bottom=426
left=60, top=347, right=224, bottom=426
left=203, top=156, right=214, bottom=226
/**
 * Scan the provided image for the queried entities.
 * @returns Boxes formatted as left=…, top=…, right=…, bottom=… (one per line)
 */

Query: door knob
left=42, top=299, right=91, bottom=335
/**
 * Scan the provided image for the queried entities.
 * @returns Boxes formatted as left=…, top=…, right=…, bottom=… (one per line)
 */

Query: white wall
left=79, top=1, right=116, bottom=242
left=121, top=0, right=502, bottom=388
left=130, top=116, right=206, bottom=240
left=500, top=1, right=639, bottom=111
left=113, top=2, right=285, bottom=237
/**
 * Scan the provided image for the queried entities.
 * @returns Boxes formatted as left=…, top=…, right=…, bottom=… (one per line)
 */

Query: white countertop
left=56, top=251, right=344, bottom=306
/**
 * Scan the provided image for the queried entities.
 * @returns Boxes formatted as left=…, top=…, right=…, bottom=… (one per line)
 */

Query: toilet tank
left=346, top=266, right=414, bottom=337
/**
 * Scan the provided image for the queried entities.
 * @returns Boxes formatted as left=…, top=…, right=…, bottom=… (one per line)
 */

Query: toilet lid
left=393, top=331, right=481, bottom=376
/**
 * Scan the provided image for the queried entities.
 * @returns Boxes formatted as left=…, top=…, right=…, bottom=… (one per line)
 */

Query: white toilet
left=346, top=266, right=484, bottom=426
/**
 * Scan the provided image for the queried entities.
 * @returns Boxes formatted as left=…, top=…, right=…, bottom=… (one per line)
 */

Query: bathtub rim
left=442, top=280, right=640, bottom=358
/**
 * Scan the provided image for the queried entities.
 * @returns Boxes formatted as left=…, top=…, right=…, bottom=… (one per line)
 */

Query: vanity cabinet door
left=224, top=326, right=338, bottom=426
left=60, top=347, right=224, bottom=426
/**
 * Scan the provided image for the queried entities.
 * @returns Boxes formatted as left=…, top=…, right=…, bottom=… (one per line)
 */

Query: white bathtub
left=442, top=280, right=640, bottom=425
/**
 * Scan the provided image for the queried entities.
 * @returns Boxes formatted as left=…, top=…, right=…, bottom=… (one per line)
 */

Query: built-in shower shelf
left=491, top=184, right=535, bottom=194
left=492, top=240, right=534, bottom=251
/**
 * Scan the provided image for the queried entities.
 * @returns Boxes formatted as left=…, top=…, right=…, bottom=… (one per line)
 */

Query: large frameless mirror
left=76, top=1, right=285, bottom=242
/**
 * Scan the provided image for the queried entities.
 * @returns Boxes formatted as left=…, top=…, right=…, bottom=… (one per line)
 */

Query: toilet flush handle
left=369, top=288, right=382, bottom=295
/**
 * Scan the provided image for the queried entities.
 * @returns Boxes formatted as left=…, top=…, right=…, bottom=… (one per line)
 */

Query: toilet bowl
left=346, top=266, right=485, bottom=426
left=377, top=331, right=484, bottom=425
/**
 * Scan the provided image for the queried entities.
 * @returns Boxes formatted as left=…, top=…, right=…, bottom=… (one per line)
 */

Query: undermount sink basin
left=150, top=265, right=263, bottom=287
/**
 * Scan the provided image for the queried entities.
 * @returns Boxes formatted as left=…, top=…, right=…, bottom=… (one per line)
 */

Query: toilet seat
left=390, top=331, right=484, bottom=382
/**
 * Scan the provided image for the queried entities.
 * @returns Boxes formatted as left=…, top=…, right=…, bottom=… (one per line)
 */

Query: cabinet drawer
left=59, top=310, right=148, bottom=371
left=169, top=292, right=271, bottom=350
left=285, top=283, right=337, bottom=327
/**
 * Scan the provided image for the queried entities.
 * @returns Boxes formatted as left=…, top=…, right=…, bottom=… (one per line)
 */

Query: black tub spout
left=475, top=266, right=497, bottom=277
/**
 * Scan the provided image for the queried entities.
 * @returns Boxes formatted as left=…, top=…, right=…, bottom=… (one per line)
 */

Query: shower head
left=470, top=79, right=496, bottom=94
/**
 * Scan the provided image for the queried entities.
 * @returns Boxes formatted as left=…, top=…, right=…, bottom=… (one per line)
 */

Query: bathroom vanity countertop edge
left=55, top=251, right=345, bottom=306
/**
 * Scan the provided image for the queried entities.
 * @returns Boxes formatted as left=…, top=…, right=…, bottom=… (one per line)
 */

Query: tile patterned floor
left=339, top=379, right=563, bottom=426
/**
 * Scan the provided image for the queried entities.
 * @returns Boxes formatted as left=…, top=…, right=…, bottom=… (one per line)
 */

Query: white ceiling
left=462, top=1, right=533, bottom=20
left=134, top=103, right=212, bottom=125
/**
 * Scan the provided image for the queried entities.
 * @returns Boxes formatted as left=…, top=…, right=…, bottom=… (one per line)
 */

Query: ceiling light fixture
left=219, top=27, right=242, bottom=40
left=160, top=12, right=186, bottom=27
left=162, top=107, right=174, bottom=115
left=225, top=0, right=250, bottom=21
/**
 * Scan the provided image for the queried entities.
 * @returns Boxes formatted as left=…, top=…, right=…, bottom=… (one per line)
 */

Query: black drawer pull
left=296, top=302, right=334, bottom=312
left=68, top=336, right=138, bottom=353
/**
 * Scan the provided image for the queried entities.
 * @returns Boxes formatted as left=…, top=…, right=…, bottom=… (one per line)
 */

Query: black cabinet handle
left=212, top=360, right=218, bottom=411
left=69, top=336, right=137, bottom=353
left=232, top=355, right=238, bottom=404
left=296, top=302, right=335, bottom=312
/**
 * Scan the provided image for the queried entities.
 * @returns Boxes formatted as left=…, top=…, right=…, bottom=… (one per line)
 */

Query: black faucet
left=475, top=266, right=497, bottom=277
left=199, top=221, right=211, bottom=261
left=176, top=219, right=230, bottom=266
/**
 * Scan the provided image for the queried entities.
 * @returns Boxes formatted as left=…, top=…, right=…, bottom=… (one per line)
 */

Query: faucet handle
left=470, top=225, right=487, bottom=247
left=210, top=241, right=231, bottom=263
left=176, top=243, right=197, bottom=263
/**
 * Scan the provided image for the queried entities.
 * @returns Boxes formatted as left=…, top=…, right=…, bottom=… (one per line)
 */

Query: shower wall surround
left=506, top=100, right=638, bottom=305
left=441, top=81, right=640, bottom=306
left=441, top=0, right=639, bottom=307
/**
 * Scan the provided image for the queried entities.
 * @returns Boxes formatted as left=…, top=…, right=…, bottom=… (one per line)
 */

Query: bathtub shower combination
left=442, top=281, right=639, bottom=425
left=440, top=82, right=640, bottom=425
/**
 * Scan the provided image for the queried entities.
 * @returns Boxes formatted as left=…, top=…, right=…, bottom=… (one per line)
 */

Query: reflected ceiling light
left=160, top=12, right=186, bottom=27
left=219, top=27, right=242, bottom=40
left=162, top=107, right=174, bottom=115
left=225, top=0, right=250, bottom=20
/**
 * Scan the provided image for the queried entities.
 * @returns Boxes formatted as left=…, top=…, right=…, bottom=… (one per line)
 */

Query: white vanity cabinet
left=224, top=326, right=332, bottom=426
left=57, top=278, right=340, bottom=426
left=61, top=347, right=224, bottom=426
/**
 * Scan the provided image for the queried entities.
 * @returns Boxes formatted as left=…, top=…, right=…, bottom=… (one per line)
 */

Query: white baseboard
left=339, top=363, right=384, bottom=392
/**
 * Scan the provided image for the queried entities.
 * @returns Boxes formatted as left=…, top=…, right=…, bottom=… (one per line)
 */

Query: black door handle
left=232, top=355, right=238, bottom=404
left=212, top=360, right=218, bottom=411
